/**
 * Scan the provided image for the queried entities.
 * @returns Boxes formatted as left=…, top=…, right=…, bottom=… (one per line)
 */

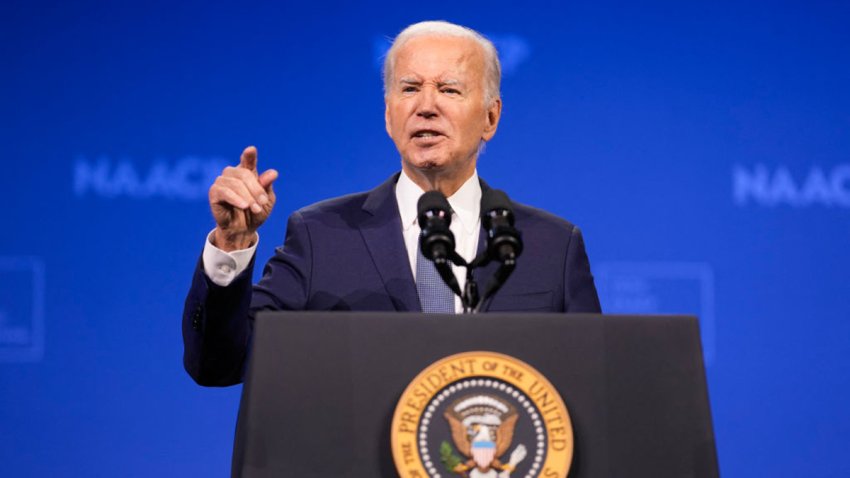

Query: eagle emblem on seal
left=443, top=394, right=528, bottom=478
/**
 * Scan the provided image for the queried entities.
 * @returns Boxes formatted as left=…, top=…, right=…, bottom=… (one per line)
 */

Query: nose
left=416, top=86, right=439, bottom=119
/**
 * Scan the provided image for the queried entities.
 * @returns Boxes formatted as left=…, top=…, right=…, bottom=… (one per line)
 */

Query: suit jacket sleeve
left=564, top=226, right=602, bottom=313
left=182, top=211, right=312, bottom=386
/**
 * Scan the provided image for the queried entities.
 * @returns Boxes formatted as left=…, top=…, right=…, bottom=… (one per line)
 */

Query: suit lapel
left=473, top=226, right=501, bottom=296
left=359, top=173, right=422, bottom=312
left=472, top=178, right=506, bottom=297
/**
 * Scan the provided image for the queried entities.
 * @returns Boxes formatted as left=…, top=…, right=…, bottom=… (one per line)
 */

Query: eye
left=402, top=86, right=419, bottom=93
left=442, top=88, right=461, bottom=95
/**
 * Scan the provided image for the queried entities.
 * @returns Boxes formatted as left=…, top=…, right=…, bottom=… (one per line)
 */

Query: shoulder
left=296, top=190, right=371, bottom=219
left=511, top=201, right=580, bottom=236
left=288, top=174, right=397, bottom=229
left=293, top=173, right=398, bottom=223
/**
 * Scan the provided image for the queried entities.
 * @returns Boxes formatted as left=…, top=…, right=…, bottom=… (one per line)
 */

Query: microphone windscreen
left=481, top=189, right=512, bottom=214
left=417, top=190, right=451, bottom=219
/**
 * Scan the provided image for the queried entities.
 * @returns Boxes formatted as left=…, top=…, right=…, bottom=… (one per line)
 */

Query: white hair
left=382, top=21, right=502, bottom=106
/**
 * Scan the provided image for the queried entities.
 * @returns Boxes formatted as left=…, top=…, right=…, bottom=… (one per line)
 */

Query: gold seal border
left=391, top=351, right=573, bottom=478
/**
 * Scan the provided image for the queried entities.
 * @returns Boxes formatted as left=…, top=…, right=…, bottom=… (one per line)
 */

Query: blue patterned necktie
left=416, top=243, right=456, bottom=313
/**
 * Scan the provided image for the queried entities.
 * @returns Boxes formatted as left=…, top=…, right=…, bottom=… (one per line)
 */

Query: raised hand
left=209, top=146, right=279, bottom=251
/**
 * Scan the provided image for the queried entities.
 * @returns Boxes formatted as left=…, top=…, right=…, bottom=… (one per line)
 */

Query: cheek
left=392, top=108, right=412, bottom=130
left=459, top=119, right=484, bottom=142
left=457, top=108, right=487, bottom=137
left=387, top=113, right=405, bottom=142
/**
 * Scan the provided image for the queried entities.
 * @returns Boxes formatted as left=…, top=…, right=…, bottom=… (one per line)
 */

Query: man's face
left=385, top=35, right=502, bottom=183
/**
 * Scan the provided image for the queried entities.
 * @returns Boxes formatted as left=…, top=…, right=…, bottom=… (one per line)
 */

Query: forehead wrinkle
left=392, top=36, right=487, bottom=97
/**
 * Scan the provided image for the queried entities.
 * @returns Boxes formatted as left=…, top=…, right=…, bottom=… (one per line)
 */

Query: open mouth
left=412, top=130, right=443, bottom=139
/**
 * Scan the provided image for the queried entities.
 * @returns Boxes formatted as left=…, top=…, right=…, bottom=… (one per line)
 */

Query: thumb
left=259, top=168, right=278, bottom=190
left=239, top=145, right=258, bottom=171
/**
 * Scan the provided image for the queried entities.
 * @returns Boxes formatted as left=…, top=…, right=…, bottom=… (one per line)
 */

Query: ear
left=384, top=101, right=392, bottom=138
left=481, top=98, right=502, bottom=142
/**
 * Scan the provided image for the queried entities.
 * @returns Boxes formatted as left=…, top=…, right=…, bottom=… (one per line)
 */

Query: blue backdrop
left=2, top=0, right=848, bottom=476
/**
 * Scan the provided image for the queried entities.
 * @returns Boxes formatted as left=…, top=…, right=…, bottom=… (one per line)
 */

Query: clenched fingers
left=220, top=166, right=269, bottom=211
left=211, top=176, right=263, bottom=213
left=209, top=182, right=251, bottom=211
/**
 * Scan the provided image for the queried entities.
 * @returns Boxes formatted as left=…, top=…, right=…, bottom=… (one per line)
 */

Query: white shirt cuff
left=202, top=229, right=258, bottom=287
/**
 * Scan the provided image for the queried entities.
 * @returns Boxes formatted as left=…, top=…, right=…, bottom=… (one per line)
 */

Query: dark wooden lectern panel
left=233, top=313, right=718, bottom=478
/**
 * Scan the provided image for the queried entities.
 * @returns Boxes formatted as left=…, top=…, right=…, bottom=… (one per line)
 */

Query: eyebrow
left=397, top=77, right=466, bottom=88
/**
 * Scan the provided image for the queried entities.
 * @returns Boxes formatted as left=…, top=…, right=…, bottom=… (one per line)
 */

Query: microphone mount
left=417, top=188, right=524, bottom=314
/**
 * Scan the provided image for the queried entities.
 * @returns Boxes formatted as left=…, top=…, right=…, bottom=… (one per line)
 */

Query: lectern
left=232, top=312, right=718, bottom=478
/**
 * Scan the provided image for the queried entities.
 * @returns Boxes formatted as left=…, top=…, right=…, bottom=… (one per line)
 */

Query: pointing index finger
left=239, top=145, right=258, bottom=171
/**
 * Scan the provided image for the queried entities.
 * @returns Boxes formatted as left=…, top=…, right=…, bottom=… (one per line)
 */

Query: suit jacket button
left=191, top=305, right=203, bottom=330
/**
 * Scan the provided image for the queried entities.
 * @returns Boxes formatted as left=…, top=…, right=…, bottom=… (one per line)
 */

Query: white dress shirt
left=202, top=170, right=482, bottom=313
left=395, top=171, right=481, bottom=313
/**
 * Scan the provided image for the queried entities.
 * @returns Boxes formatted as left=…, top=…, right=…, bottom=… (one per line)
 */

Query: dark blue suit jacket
left=183, top=174, right=600, bottom=385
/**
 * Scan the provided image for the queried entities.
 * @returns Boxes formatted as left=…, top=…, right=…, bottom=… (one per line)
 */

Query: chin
left=408, top=153, right=450, bottom=171
left=417, top=160, right=445, bottom=170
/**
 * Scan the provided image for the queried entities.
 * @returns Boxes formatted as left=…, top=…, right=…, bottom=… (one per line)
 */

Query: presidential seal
left=391, top=351, right=573, bottom=478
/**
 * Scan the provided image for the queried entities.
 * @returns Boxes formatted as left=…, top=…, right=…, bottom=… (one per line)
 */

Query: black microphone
left=417, top=191, right=463, bottom=298
left=481, top=189, right=523, bottom=263
left=474, top=189, right=523, bottom=313
left=417, top=191, right=455, bottom=265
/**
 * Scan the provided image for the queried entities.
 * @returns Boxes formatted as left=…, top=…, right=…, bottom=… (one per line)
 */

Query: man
left=183, top=21, right=601, bottom=386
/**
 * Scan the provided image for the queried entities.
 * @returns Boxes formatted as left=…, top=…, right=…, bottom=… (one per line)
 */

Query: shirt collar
left=396, top=170, right=481, bottom=234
